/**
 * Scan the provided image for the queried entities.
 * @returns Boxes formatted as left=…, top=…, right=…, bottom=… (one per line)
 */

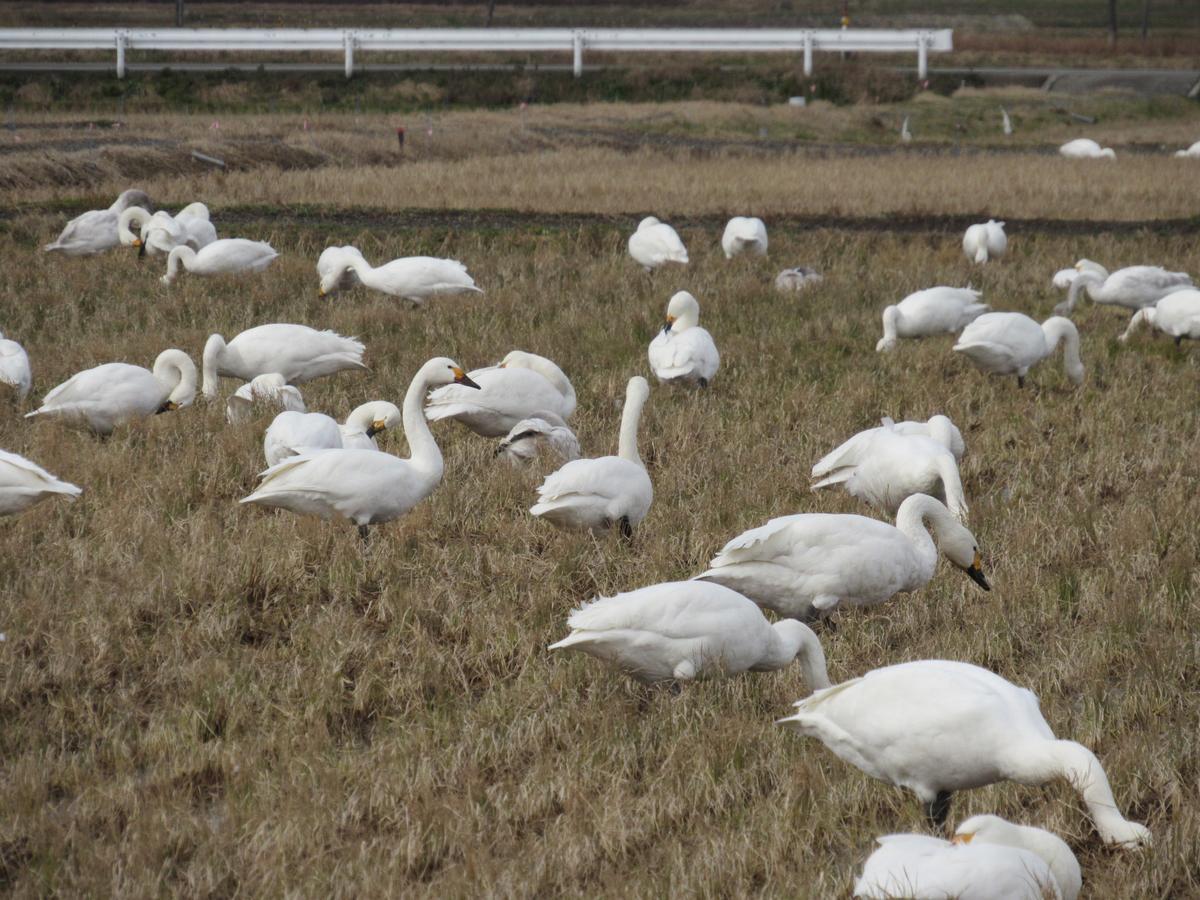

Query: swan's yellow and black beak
left=366, top=418, right=388, bottom=438
left=965, top=551, right=990, bottom=591
left=951, top=833, right=974, bottom=845
left=155, top=400, right=178, bottom=415
left=318, top=288, right=327, bottom=298
left=662, top=315, right=676, bottom=335
left=453, top=367, right=481, bottom=390
left=136, top=239, right=147, bottom=259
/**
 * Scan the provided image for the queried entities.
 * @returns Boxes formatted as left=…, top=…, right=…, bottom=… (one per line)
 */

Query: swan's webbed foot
left=924, top=791, right=953, bottom=829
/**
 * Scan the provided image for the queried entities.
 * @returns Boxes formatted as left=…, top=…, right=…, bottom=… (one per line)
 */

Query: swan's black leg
left=924, top=791, right=953, bottom=829
left=358, top=524, right=371, bottom=544
left=1175, top=335, right=1183, bottom=346
left=698, top=377, right=709, bottom=389
left=1017, top=374, right=1025, bottom=389
left=619, top=516, right=633, bottom=541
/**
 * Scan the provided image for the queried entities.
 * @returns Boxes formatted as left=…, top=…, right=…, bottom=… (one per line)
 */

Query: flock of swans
left=7, top=181, right=1199, bottom=898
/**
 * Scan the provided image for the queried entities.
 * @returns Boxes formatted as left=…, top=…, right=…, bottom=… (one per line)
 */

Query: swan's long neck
left=1120, top=308, right=1153, bottom=341
left=778, top=623, right=832, bottom=691
left=402, top=366, right=444, bottom=476
left=345, top=255, right=379, bottom=289
left=934, top=456, right=968, bottom=521
left=1042, top=317, right=1084, bottom=383
left=878, top=305, right=900, bottom=349
left=165, top=245, right=198, bottom=282
left=118, top=207, right=151, bottom=244
left=893, top=495, right=947, bottom=581
left=617, top=386, right=648, bottom=465
left=201, top=334, right=226, bottom=399
left=154, top=351, right=198, bottom=405
left=1062, top=272, right=1100, bottom=312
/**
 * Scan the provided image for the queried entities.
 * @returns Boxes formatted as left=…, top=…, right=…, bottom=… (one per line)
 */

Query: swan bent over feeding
left=161, top=239, right=277, bottom=284
left=1059, top=138, right=1115, bottom=159
left=426, top=350, right=575, bottom=437
left=876, top=287, right=989, bottom=352
left=496, top=418, right=581, bottom=466
left=0, top=332, right=32, bottom=401
left=531, top=376, right=653, bottom=536
left=43, top=189, right=151, bottom=256
left=241, top=358, right=480, bottom=538
left=775, top=267, right=823, bottom=292
left=814, top=415, right=965, bottom=468
left=962, top=220, right=1007, bottom=264
left=201, top=324, right=367, bottom=400
left=262, top=401, right=402, bottom=467
left=647, top=291, right=720, bottom=386
left=779, top=659, right=1152, bottom=847
left=0, top=448, right=82, bottom=517
left=1055, top=260, right=1193, bottom=316
left=854, top=815, right=1081, bottom=900
left=954, top=313, right=1084, bottom=387
left=1119, top=289, right=1200, bottom=345
left=697, top=494, right=988, bottom=621
left=315, top=245, right=365, bottom=297
left=549, top=580, right=831, bottom=685
left=119, top=203, right=216, bottom=257
left=628, top=217, right=689, bottom=272
left=26, top=349, right=197, bottom=435
left=225, top=373, right=306, bottom=424
left=1175, top=140, right=1200, bottom=158
left=721, top=217, right=768, bottom=259
left=318, top=250, right=482, bottom=305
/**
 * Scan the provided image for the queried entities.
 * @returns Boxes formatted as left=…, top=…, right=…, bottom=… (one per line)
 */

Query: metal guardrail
left=0, top=27, right=953, bottom=79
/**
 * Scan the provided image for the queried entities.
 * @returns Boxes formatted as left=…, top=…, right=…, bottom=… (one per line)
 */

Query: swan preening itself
left=1119, top=288, right=1200, bottom=345
left=1059, top=138, right=1116, bottom=159
left=647, top=291, right=720, bottom=386
left=241, top=358, right=479, bottom=538
left=201, top=324, right=367, bottom=400
left=0, top=448, right=82, bottom=517
left=161, top=239, right=278, bottom=284
left=224, top=373, right=306, bottom=424
left=1175, top=140, right=1200, bottom=158
left=954, top=313, right=1084, bottom=387
left=854, top=815, right=1081, bottom=900
left=962, top=220, right=1007, bottom=264
left=43, top=189, right=151, bottom=256
left=779, top=659, right=1151, bottom=847
left=425, top=350, right=576, bottom=437
left=118, top=203, right=216, bottom=257
left=1055, top=259, right=1193, bottom=316
left=698, top=494, right=987, bottom=621
left=496, top=417, right=581, bottom=466
left=26, top=349, right=197, bottom=435
left=531, top=376, right=652, bottom=536
left=262, top=401, right=403, bottom=466
left=316, top=246, right=482, bottom=305
left=774, top=267, right=823, bottom=292
left=876, top=287, right=989, bottom=352
left=549, top=580, right=831, bottom=685
left=628, top=217, right=688, bottom=272
left=721, top=217, right=768, bottom=259
left=0, top=332, right=32, bottom=401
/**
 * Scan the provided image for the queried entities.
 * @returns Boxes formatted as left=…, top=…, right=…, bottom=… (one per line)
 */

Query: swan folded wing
left=565, top=585, right=744, bottom=640
left=0, top=450, right=82, bottom=496
left=402, top=257, right=480, bottom=292
left=811, top=429, right=882, bottom=479
left=36, top=364, right=160, bottom=411
left=244, top=450, right=422, bottom=522
left=534, top=456, right=640, bottom=505
left=952, top=339, right=1020, bottom=370
left=426, top=369, right=565, bottom=423
left=1110, top=266, right=1193, bottom=301
left=642, top=228, right=688, bottom=265
left=650, top=329, right=718, bottom=379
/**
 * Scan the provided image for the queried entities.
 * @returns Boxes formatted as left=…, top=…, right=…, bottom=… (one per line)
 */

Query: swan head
left=937, top=518, right=989, bottom=591
left=347, top=400, right=403, bottom=437
left=113, top=189, right=152, bottom=212
left=424, top=357, right=481, bottom=390
left=663, top=291, right=700, bottom=334
left=876, top=305, right=900, bottom=352
left=954, top=816, right=1081, bottom=900
left=1101, top=147, right=1116, bottom=159
left=317, top=246, right=365, bottom=296
left=152, top=348, right=198, bottom=412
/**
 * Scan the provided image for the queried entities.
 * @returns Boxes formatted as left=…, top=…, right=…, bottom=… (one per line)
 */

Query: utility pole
left=1107, top=0, right=1118, bottom=47
left=176, top=0, right=185, bottom=27
left=1141, top=0, right=1151, bottom=39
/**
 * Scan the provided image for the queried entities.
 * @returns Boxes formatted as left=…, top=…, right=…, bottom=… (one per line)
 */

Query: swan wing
left=648, top=328, right=719, bottom=381
left=534, top=456, right=646, bottom=505
left=563, top=581, right=759, bottom=642
left=0, top=448, right=83, bottom=498
left=855, top=837, right=1060, bottom=900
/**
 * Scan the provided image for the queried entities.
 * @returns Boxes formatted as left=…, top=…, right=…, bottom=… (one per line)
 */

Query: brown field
left=2, top=98, right=1200, bottom=896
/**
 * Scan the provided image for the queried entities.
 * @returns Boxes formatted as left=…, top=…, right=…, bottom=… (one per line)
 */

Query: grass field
left=2, top=96, right=1200, bottom=896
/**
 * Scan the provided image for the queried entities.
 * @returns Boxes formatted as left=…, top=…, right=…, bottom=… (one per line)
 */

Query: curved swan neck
left=165, top=245, right=197, bottom=282
left=1042, top=317, right=1084, bottom=383
left=617, top=379, right=649, bottom=465
left=935, top=456, right=968, bottom=521
left=345, top=403, right=374, bottom=430
left=877, top=305, right=900, bottom=350
left=1120, top=308, right=1153, bottom=341
left=345, top=254, right=378, bottom=287
left=1063, top=271, right=1100, bottom=312
left=154, top=349, right=198, bottom=405
left=201, top=334, right=225, bottom=399
left=118, top=207, right=151, bottom=243
left=772, top=622, right=832, bottom=690
left=402, top=363, right=445, bottom=475
left=894, top=495, right=947, bottom=571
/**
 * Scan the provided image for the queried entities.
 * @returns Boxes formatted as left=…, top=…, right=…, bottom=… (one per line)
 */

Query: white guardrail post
left=802, top=31, right=813, bottom=76
left=343, top=30, right=355, bottom=78
left=572, top=30, right=584, bottom=77
left=917, top=32, right=928, bottom=79
left=115, top=30, right=126, bottom=78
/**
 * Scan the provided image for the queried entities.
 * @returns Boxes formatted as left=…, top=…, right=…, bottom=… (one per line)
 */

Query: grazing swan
left=811, top=421, right=968, bottom=521
left=1175, top=140, right=1200, bottom=158
left=240, top=358, right=480, bottom=538
left=855, top=816, right=1081, bottom=900
left=26, top=349, right=197, bottom=435
left=531, top=376, right=653, bottom=536
left=628, top=217, right=689, bottom=272
left=548, top=580, right=832, bottom=685
left=1052, top=258, right=1105, bottom=290
left=774, top=267, right=823, bottom=292
left=1119, top=289, right=1200, bottom=345
left=315, top=245, right=365, bottom=297
left=426, top=350, right=575, bottom=437
left=954, top=313, right=1084, bottom=387
left=1055, top=260, right=1193, bottom=316
left=721, top=217, right=768, bottom=259
left=496, top=417, right=581, bottom=466
left=161, top=239, right=278, bottom=284
left=0, top=332, right=32, bottom=400
left=201, top=324, right=366, bottom=400
left=876, top=287, right=989, bottom=352
left=647, top=290, right=720, bottom=386
left=316, top=247, right=482, bottom=305
left=43, top=188, right=151, bottom=256
left=962, top=220, right=1007, bottom=264
left=779, top=659, right=1152, bottom=846
left=1059, top=138, right=1115, bottom=159
left=261, top=401, right=402, bottom=467
left=697, top=494, right=988, bottom=621
left=118, top=203, right=216, bottom=256
left=0, top=448, right=82, bottom=517
left=815, top=415, right=965, bottom=468
left=225, top=373, right=306, bottom=424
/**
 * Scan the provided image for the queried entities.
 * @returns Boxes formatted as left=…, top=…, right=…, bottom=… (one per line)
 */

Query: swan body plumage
left=1059, top=138, right=1116, bottom=159
left=628, top=216, right=688, bottom=271
left=647, top=291, right=719, bottom=386
left=1055, top=259, right=1193, bottom=315
left=43, top=189, right=151, bottom=256
left=0, top=448, right=83, bottom=516
left=721, top=217, right=768, bottom=258
left=697, top=494, right=988, bottom=620
left=496, top=417, right=581, bottom=466
left=954, top=313, right=1084, bottom=386
left=1175, top=140, right=1200, bottom=158
left=118, top=203, right=216, bottom=256
left=549, top=580, right=831, bottom=685
left=161, top=238, right=277, bottom=284
left=201, top=324, right=367, bottom=400
left=774, top=267, right=823, bottom=292
left=962, top=220, right=1007, bottom=264
left=814, top=415, right=965, bottom=470
left=225, top=373, right=306, bottom=424
left=317, top=247, right=482, bottom=304
left=779, top=659, right=1151, bottom=847
left=26, top=349, right=197, bottom=435
left=1119, top=288, right=1200, bottom=344
left=876, top=287, right=989, bottom=352
left=0, top=332, right=32, bottom=400
left=425, top=350, right=575, bottom=437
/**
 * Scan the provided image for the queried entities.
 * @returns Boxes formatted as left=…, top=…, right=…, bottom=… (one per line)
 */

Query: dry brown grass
left=2, top=108, right=1200, bottom=897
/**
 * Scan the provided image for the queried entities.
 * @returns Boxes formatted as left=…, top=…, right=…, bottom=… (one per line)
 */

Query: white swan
left=339, top=401, right=403, bottom=450
left=225, top=373, right=306, bottom=424
left=647, top=291, right=720, bottom=386
left=962, top=220, right=1007, bottom=264
left=1001, top=106, right=1013, bottom=135
left=496, top=417, right=581, bottom=466
left=811, top=420, right=968, bottom=521
left=0, top=332, right=32, bottom=401
left=1052, top=258, right=1105, bottom=290
left=900, top=116, right=912, bottom=142
left=721, top=217, right=768, bottom=258
left=317, top=248, right=482, bottom=305
left=26, top=349, right=197, bottom=435
left=315, top=245, right=365, bottom=297
left=118, top=203, right=216, bottom=256
left=1059, top=138, right=1115, bottom=159
left=1119, top=288, right=1200, bottom=345
left=531, top=376, right=653, bottom=536
left=201, top=324, right=367, bottom=400
left=425, top=350, right=575, bottom=437
left=43, top=189, right=151, bottom=256
left=628, top=217, right=689, bottom=272
left=779, top=659, right=1152, bottom=846
left=1175, top=140, right=1200, bottom=158
left=1055, top=259, right=1193, bottom=315
left=0, top=448, right=82, bottom=516
left=855, top=815, right=1081, bottom=900
left=697, top=494, right=988, bottom=621
left=549, top=580, right=831, bottom=685
left=241, top=358, right=480, bottom=538
left=876, top=287, right=989, bottom=352
left=161, top=239, right=277, bottom=284
left=261, top=401, right=402, bottom=467
left=814, top=415, right=965, bottom=468
left=774, top=267, right=823, bottom=292
left=954, top=313, right=1084, bottom=387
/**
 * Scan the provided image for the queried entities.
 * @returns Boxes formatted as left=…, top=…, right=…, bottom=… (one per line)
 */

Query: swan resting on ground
left=496, top=417, right=581, bottom=466
left=426, top=350, right=575, bottom=437
left=962, top=220, right=1007, bottom=264
left=1119, top=288, right=1200, bottom=345
left=262, top=400, right=402, bottom=466
left=1059, top=138, right=1115, bottom=159
left=697, top=493, right=988, bottom=621
left=775, top=267, right=824, bottom=292
left=119, top=203, right=216, bottom=256
left=225, top=373, right=306, bottom=424
left=628, top=217, right=689, bottom=272
left=1175, top=140, right=1200, bottom=158
left=0, top=332, right=32, bottom=401
left=0, top=448, right=83, bottom=517
left=876, top=287, right=989, bottom=352
left=161, top=239, right=278, bottom=284
left=43, top=189, right=151, bottom=256
left=317, top=246, right=482, bottom=305
left=721, top=217, right=768, bottom=259
left=549, top=580, right=831, bottom=685
left=647, top=290, right=720, bottom=386
left=954, top=313, right=1084, bottom=387
left=202, top=324, right=367, bottom=400
left=779, top=659, right=1151, bottom=847
left=1055, top=259, right=1193, bottom=315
